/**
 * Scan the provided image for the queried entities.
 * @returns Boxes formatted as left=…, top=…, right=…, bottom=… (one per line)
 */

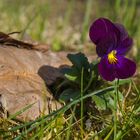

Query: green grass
left=0, top=0, right=140, bottom=140
left=1, top=80, right=140, bottom=139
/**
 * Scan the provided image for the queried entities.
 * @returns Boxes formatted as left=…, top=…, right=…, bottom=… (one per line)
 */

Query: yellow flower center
left=108, top=50, right=117, bottom=64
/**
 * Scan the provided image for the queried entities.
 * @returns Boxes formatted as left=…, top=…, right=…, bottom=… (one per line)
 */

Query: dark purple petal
left=98, top=57, right=116, bottom=81
left=89, top=18, right=120, bottom=56
left=115, top=23, right=128, bottom=41
left=115, top=56, right=136, bottom=79
left=89, top=18, right=120, bottom=44
left=115, top=23, right=133, bottom=55
left=98, top=56, right=136, bottom=81
left=96, top=36, right=115, bottom=57
left=117, top=37, right=133, bottom=55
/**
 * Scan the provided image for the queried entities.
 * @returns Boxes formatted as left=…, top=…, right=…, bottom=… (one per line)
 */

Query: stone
left=0, top=45, right=96, bottom=121
left=0, top=46, right=66, bottom=121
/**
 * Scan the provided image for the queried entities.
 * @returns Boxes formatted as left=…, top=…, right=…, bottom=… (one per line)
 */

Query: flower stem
left=81, top=67, right=84, bottom=139
left=114, top=79, right=119, bottom=140
left=104, top=127, right=114, bottom=140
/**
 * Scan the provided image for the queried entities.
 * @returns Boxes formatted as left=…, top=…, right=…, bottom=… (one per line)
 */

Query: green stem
left=66, top=105, right=76, bottom=140
left=83, top=70, right=94, bottom=92
left=116, top=81, right=125, bottom=118
left=104, top=127, right=114, bottom=140
left=81, top=67, right=84, bottom=139
left=114, top=79, right=119, bottom=140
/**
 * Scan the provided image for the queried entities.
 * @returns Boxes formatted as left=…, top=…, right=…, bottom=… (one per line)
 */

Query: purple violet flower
left=89, top=18, right=136, bottom=81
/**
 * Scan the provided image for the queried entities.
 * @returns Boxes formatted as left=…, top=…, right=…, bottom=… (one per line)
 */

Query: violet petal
left=117, top=37, right=133, bottom=55
left=98, top=57, right=116, bottom=81
left=115, top=23, right=128, bottom=41
left=115, top=56, right=136, bottom=79
left=115, top=23, right=133, bottom=55
left=98, top=56, right=136, bottom=81
left=89, top=18, right=120, bottom=56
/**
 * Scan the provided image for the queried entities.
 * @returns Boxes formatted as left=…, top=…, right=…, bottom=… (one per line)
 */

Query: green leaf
left=111, top=79, right=131, bottom=86
left=106, top=96, right=115, bottom=110
left=67, top=52, right=90, bottom=70
left=92, top=90, right=124, bottom=111
left=63, top=67, right=79, bottom=82
left=65, top=53, right=94, bottom=85
left=65, top=74, right=77, bottom=81
left=92, top=95, right=106, bottom=110
left=62, top=53, right=99, bottom=89
left=105, top=91, right=123, bottom=110
left=59, top=89, right=80, bottom=102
